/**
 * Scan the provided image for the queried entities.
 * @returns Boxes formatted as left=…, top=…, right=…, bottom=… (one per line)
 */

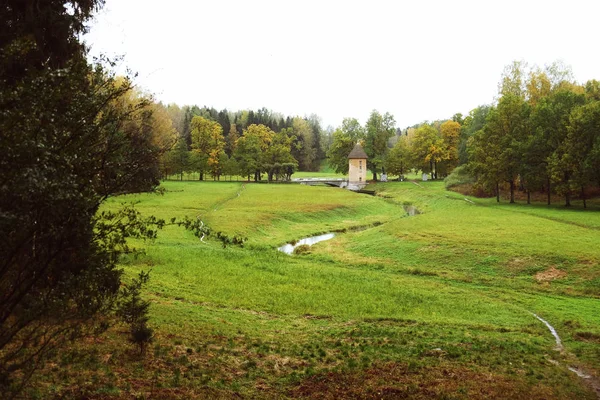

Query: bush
left=444, top=165, right=476, bottom=189
left=293, top=245, right=311, bottom=255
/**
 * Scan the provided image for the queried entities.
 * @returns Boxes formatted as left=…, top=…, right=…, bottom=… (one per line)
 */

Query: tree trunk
left=373, top=171, right=377, bottom=181
left=430, top=161, right=434, bottom=180
left=180, top=171, right=183, bottom=181
left=496, top=182, right=500, bottom=203
left=199, top=172, right=203, bottom=181
left=527, top=189, right=531, bottom=205
left=547, top=177, right=551, bottom=205
left=582, top=186, right=586, bottom=209
left=564, top=172, right=571, bottom=206
left=509, top=180, right=515, bottom=203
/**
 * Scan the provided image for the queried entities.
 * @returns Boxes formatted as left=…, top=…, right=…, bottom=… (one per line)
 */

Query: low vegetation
left=19, top=180, right=600, bottom=399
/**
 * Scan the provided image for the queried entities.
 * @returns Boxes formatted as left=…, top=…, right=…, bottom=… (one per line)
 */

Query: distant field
left=30, top=180, right=600, bottom=399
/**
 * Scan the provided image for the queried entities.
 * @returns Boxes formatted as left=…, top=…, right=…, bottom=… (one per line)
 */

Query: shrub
left=293, top=245, right=311, bottom=255
left=444, top=165, right=476, bottom=189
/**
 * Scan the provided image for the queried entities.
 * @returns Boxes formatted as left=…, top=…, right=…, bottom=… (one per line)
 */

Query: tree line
left=467, top=61, right=600, bottom=207
left=160, top=106, right=327, bottom=181
left=326, top=61, right=600, bottom=208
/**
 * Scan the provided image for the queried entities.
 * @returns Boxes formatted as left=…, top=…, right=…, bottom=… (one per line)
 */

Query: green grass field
left=29, top=180, right=600, bottom=399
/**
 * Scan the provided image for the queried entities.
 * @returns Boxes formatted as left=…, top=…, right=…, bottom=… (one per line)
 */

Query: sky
left=84, top=0, right=600, bottom=129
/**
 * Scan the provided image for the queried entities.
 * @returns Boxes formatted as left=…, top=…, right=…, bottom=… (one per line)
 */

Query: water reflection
left=278, top=233, right=335, bottom=255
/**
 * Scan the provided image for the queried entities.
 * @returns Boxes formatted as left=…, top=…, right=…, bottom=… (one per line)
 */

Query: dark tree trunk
left=373, top=171, right=377, bottom=181
left=430, top=161, right=434, bottom=180
left=199, top=172, right=204, bottom=181
left=547, top=177, right=551, bottom=205
left=527, top=189, right=531, bottom=205
left=496, top=182, right=500, bottom=203
left=582, top=186, right=586, bottom=209
left=564, top=172, right=571, bottom=206
left=509, top=180, right=515, bottom=203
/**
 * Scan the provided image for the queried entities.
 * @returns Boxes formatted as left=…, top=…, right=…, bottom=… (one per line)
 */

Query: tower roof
left=347, top=143, right=368, bottom=159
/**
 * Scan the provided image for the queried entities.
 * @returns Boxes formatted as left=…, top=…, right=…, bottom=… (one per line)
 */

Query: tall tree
left=234, top=124, right=274, bottom=181
left=364, top=110, right=396, bottom=180
left=1, top=1, right=169, bottom=393
left=190, top=116, right=225, bottom=180
left=438, top=120, right=461, bottom=176
left=410, top=124, right=446, bottom=180
left=475, top=94, right=530, bottom=203
left=291, top=117, right=316, bottom=171
left=326, top=118, right=365, bottom=174
left=459, top=105, right=490, bottom=165
left=385, top=136, right=410, bottom=178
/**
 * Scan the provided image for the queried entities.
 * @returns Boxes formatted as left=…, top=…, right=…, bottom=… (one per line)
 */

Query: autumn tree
left=190, top=116, right=225, bottom=180
left=410, top=124, right=446, bottom=180
left=438, top=120, right=461, bottom=176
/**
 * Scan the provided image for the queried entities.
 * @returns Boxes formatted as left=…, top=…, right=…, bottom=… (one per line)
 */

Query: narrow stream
left=533, top=313, right=563, bottom=351
left=533, top=313, right=594, bottom=382
left=278, top=233, right=335, bottom=255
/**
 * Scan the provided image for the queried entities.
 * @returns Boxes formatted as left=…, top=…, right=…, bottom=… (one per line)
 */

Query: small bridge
left=292, top=178, right=348, bottom=188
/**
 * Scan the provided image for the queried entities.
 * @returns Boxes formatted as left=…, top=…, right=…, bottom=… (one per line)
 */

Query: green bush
left=444, top=165, right=476, bottom=189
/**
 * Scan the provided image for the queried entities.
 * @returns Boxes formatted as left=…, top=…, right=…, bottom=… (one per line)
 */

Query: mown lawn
left=26, top=180, right=600, bottom=399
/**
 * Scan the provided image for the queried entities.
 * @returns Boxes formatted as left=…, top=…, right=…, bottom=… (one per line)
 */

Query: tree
left=190, top=116, right=225, bottom=180
left=385, top=136, right=410, bottom=178
left=0, top=1, right=167, bottom=394
left=552, top=100, right=600, bottom=207
left=439, top=120, right=461, bottom=176
left=117, top=271, right=154, bottom=355
left=262, top=131, right=297, bottom=181
left=474, top=94, right=530, bottom=203
left=410, top=124, right=446, bottom=180
left=532, top=89, right=585, bottom=205
left=226, top=123, right=239, bottom=157
left=234, top=124, right=274, bottom=181
left=326, top=118, right=365, bottom=174
left=459, top=105, right=490, bottom=165
left=364, top=110, right=396, bottom=180
left=164, top=138, right=191, bottom=180
left=291, top=117, right=316, bottom=171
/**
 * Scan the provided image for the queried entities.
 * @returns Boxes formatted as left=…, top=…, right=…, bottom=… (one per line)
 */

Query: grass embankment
left=27, top=180, right=600, bottom=399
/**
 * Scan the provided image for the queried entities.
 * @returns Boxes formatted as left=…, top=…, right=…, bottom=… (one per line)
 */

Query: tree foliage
left=0, top=0, right=171, bottom=393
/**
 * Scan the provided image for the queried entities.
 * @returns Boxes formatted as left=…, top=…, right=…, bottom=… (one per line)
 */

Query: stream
left=533, top=313, right=595, bottom=384
left=278, top=205, right=421, bottom=255
left=277, top=233, right=335, bottom=255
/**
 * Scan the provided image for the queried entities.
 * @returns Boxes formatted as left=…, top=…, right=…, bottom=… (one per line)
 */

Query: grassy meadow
left=29, top=179, right=600, bottom=399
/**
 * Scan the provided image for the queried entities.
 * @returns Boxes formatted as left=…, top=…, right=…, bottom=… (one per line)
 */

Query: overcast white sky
left=85, top=0, right=600, bottom=129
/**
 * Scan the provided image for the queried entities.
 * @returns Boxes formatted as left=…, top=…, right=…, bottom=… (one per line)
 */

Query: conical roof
left=347, top=143, right=368, bottom=159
